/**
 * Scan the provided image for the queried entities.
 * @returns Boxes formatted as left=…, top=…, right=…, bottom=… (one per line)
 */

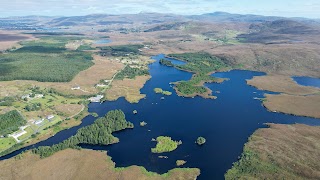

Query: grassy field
left=0, top=37, right=93, bottom=82
left=225, top=123, right=320, bottom=179
left=0, top=137, right=15, bottom=152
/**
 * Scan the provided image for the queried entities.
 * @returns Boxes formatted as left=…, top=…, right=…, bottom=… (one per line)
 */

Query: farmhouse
left=88, top=95, right=104, bottom=102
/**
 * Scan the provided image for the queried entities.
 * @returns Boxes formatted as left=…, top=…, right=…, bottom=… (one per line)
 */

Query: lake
left=293, top=76, right=320, bottom=88
left=94, top=39, right=112, bottom=44
left=1, top=54, right=320, bottom=180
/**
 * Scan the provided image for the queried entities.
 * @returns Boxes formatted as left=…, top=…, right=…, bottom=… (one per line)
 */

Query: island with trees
left=196, top=137, right=206, bottom=145
left=154, top=88, right=172, bottom=96
left=151, top=136, right=182, bottom=153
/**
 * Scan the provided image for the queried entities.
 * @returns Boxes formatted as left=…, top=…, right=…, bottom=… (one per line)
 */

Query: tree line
left=32, top=110, right=133, bottom=158
left=0, top=110, right=26, bottom=136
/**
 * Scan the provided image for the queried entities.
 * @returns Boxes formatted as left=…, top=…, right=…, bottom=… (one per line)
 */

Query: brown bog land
left=0, top=149, right=200, bottom=180
left=226, top=123, right=320, bottom=179
left=247, top=75, right=320, bottom=118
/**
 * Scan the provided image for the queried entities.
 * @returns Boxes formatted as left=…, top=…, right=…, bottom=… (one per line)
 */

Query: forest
left=115, top=66, right=149, bottom=80
left=168, top=52, right=229, bottom=73
left=0, top=110, right=26, bottom=136
left=175, top=81, right=207, bottom=95
left=100, top=44, right=144, bottom=56
left=0, top=36, right=93, bottom=82
left=32, top=110, right=133, bottom=158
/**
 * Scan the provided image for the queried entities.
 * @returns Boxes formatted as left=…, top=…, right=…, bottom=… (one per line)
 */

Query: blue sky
left=1, top=0, right=319, bottom=18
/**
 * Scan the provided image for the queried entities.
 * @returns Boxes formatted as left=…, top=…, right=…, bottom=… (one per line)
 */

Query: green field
left=0, top=137, right=16, bottom=151
left=0, top=37, right=93, bottom=82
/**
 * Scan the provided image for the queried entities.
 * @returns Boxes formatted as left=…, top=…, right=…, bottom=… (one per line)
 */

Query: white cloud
left=0, top=0, right=319, bottom=18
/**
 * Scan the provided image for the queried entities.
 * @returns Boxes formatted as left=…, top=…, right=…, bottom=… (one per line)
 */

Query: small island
left=154, top=88, right=172, bottom=96
left=133, top=110, right=138, bottom=114
left=176, top=160, right=187, bottom=166
left=159, top=59, right=174, bottom=67
left=140, top=121, right=147, bottom=126
left=196, top=137, right=206, bottom=145
left=151, top=136, right=182, bottom=153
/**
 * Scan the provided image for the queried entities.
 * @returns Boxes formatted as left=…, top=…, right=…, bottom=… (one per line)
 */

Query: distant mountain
left=189, top=11, right=282, bottom=23
left=237, top=19, right=320, bottom=44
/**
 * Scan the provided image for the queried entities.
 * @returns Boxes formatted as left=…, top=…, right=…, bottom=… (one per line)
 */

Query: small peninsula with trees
left=159, top=59, right=174, bottom=67
left=32, top=110, right=133, bottom=158
left=168, top=53, right=230, bottom=98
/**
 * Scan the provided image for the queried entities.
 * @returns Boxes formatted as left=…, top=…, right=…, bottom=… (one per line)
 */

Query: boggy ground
left=247, top=75, right=320, bottom=118
left=0, top=149, right=200, bottom=180
left=225, top=123, right=320, bottom=179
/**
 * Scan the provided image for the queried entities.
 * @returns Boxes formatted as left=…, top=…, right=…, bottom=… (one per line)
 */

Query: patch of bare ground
left=263, top=94, right=320, bottom=118
left=0, top=149, right=200, bottom=180
left=247, top=75, right=320, bottom=118
left=0, top=30, right=36, bottom=51
left=66, top=39, right=93, bottom=50
left=226, top=123, right=320, bottom=179
left=54, top=104, right=83, bottom=117
left=105, top=75, right=151, bottom=103
left=0, top=55, right=124, bottom=97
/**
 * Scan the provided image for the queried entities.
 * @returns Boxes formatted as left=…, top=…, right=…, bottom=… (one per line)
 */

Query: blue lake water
left=94, top=39, right=112, bottom=44
left=293, top=76, right=320, bottom=88
left=1, top=54, right=320, bottom=180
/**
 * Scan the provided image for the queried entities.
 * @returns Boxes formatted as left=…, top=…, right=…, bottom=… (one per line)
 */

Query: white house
left=47, top=115, right=54, bottom=120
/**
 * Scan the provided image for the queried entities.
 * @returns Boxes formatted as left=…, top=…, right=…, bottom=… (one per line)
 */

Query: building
left=34, top=119, right=44, bottom=125
left=88, top=95, right=104, bottom=102
left=34, top=94, right=44, bottom=98
left=21, top=94, right=30, bottom=99
left=47, top=115, right=54, bottom=120
left=71, top=86, right=80, bottom=90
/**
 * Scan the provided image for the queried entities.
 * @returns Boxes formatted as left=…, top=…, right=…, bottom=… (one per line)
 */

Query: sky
left=0, top=0, right=319, bottom=19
